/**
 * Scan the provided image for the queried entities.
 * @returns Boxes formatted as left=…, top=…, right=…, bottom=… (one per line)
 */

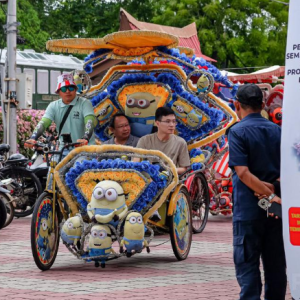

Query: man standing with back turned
left=227, top=84, right=286, bottom=300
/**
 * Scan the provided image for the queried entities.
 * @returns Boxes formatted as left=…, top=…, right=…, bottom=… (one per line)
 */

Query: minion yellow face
left=172, top=100, right=191, bottom=118
left=61, top=216, right=83, bottom=244
left=187, top=112, right=203, bottom=128
left=90, top=180, right=126, bottom=210
left=125, top=92, right=158, bottom=119
left=197, top=74, right=210, bottom=93
left=124, top=212, right=145, bottom=240
left=39, top=217, right=49, bottom=238
left=177, top=219, right=188, bottom=240
left=89, top=225, right=112, bottom=249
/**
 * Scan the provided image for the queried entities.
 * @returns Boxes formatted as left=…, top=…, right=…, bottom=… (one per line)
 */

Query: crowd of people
left=24, top=73, right=286, bottom=300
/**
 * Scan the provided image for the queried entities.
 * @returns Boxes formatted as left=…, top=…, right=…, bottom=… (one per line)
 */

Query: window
left=36, top=54, right=47, bottom=60
left=50, top=70, right=61, bottom=94
left=19, top=52, right=32, bottom=59
left=24, top=68, right=35, bottom=93
left=28, top=53, right=40, bottom=60
left=37, top=70, right=49, bottom=94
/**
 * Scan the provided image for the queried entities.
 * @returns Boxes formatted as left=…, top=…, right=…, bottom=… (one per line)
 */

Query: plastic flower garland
left=90, top=73, right=224, bottom=143
left=189, top=148, right=205, bottom=171
left=65, top=158, right=168, bottom=214
left=157, top=47, right=239, bottom=95
left=77, top=171, right=145, bottom=204
left=84, top=49, right=111, bottom=74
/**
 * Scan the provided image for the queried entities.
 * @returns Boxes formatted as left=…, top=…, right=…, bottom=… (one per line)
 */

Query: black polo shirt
left=228, top=113, right=281, bottom=222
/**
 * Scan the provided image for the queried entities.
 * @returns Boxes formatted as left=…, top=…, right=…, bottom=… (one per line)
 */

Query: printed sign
left=281, top=1, right=300, bottom=298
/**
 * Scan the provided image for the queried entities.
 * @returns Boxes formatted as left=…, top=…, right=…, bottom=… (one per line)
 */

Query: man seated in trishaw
left=30, top=30, right=237, bottom=271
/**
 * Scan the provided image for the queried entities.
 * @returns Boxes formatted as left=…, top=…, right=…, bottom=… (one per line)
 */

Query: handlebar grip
left=74, top=141, right=87, bottom=147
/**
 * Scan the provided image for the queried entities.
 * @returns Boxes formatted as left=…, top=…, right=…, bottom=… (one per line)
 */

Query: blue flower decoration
left=64, top=159, right=168, bottom=213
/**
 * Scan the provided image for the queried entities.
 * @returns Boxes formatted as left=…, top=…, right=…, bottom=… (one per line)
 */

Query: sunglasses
left=60, top=86, right=76, bottom=93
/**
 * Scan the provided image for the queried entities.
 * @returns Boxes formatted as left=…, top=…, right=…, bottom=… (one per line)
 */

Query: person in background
left=103, top=113, right=139, bottom=147
left=227, top=83, right=286, bottom=300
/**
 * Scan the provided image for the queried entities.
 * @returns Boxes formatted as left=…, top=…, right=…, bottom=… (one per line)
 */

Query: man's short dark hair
left=155, top=107, right=175, bottom=121
left=109, top=113, right=129, bottom=128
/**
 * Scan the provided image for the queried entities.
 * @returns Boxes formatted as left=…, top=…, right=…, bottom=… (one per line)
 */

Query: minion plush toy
left=196, top=74, right=210, bottom=93
left=87, top=180, right=128, bottom=227
left=120, top=212, right=150, bottom=257
left=87, top=224, right=115, bottom=268
left=61, top=215, right=83, bottom=246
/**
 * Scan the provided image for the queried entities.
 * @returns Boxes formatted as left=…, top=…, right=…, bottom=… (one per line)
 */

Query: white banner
left=281, top=0, right=300, bottom=299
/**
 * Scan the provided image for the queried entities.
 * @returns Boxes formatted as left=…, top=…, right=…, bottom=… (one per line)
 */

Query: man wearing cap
left=25, top=73, right=96, bottom=149
left=227, top=83, right=286, bottom=300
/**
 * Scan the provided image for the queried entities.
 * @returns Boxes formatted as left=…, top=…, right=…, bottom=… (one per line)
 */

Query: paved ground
left=0, top=215, right=292, bottom=300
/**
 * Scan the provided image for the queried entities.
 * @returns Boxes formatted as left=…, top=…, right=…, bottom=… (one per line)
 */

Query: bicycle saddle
left=6, top=153, right=29, bottom=165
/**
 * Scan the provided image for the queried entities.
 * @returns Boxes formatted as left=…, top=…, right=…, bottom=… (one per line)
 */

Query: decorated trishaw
left=30, top=30, right=237, bottom=270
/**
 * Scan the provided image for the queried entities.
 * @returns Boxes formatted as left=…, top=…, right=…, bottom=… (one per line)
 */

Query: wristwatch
left=267, top=193, right=276, bottom=201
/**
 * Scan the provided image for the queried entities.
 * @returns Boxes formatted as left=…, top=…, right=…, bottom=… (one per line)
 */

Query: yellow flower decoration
left=76, top=170, right=147, bottom=204
left=191, top=154, right=206, bottom=164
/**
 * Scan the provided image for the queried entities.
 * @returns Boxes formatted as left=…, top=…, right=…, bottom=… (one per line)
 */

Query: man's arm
left=235, top=166, right=281, bottom=204
left=177, top=167, right=187, bottom=175
left=177, top=140, right=190, bottom=175
left=79, top=99, right=97, bottom=145
left=228, top=129, right=281, bottom=205
left=24, top=117, right=52, bottom=148
left=81, top=115, right=96, bottom=141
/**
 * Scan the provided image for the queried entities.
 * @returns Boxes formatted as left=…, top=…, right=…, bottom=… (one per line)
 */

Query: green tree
left=0, top=0, right=49, bottom=52
left=152, top=0, right=289, bottom=69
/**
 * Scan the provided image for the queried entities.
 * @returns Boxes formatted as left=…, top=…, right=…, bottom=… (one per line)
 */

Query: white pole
left=6, top=0, right=17, bottom=154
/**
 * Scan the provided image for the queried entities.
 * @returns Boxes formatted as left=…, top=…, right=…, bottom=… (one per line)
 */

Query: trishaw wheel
left=168, top=186, right=192, bottom=261
left=189, top=173, right=210, bottom=233
left=31, top=192, right=60, bottom=271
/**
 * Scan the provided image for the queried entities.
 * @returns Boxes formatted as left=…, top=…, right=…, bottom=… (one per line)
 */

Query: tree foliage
left=0, top=0, right=289, bottom=68
left=152, top=0, right=289, bottom=68
left=0, top=0, right=49, bottom=52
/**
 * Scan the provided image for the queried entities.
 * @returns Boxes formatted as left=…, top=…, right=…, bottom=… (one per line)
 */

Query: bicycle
left=204, top=146, right=233, bottom=217
left=0, top=144, right=42, bottom=218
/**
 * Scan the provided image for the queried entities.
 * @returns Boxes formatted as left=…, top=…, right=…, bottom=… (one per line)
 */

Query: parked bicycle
left=0, top=144, right=42, bottom=217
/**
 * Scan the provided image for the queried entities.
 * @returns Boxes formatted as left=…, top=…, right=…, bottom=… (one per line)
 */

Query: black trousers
left=233, top=218, right=287, bottom=300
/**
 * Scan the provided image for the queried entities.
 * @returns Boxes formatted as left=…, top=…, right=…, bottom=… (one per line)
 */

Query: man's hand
left=270, top=195, right=281, bottom=205
left=24, top=139, right=37, bottom=149
left=262, top=181, right=275, bottom=193
left=254, top=193, right=267, bottom=200
left=76, top=139, right=88, bottom=147
left=269, top=195, right=282, bottom=219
